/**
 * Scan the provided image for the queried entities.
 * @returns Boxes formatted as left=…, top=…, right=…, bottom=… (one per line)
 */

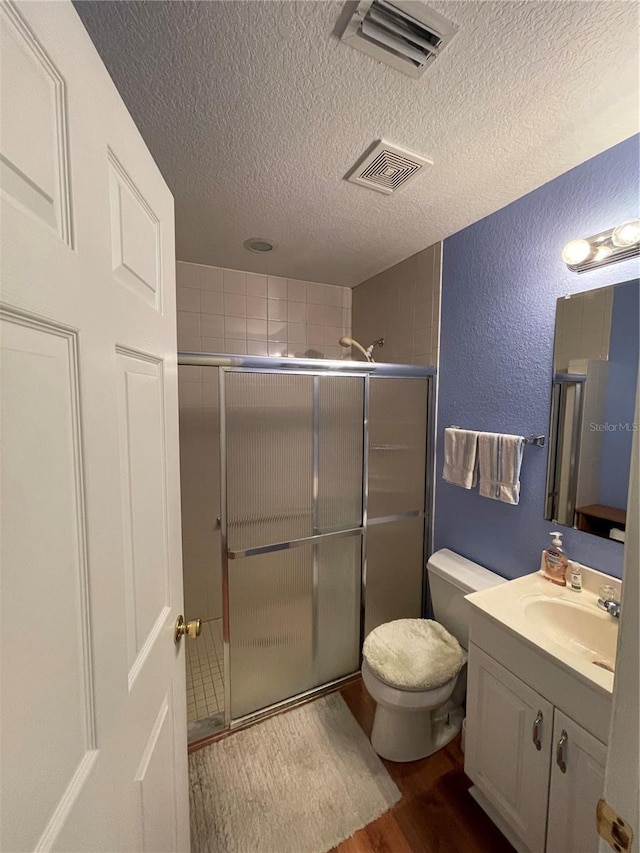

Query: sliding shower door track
left=228, top=672, right=362, bottom=732
left=188, top=672, right=362, bottom=753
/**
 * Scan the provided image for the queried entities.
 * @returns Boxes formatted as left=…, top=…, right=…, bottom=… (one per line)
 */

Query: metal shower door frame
left=219, top=365, right=368, bottom=728
left=178, top=352, right=436, bottom=731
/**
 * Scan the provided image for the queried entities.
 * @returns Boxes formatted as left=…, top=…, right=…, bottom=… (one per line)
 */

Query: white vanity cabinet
left=465, top=644, right=607, bottom=853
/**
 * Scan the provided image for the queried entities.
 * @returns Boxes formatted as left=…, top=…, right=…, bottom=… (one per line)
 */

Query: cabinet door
left=546, top=709, right=606, bottom=853
left=465, top=645, right=553, bottom=853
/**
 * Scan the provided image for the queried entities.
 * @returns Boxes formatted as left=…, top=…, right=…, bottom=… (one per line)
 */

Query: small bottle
left=569, top=561, right=582, bottom=592
left=543, top=531, right=568, bottom=586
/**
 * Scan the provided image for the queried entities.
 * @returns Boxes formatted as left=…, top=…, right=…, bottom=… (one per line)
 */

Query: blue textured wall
left=435, top=135, right=640, bottom=580
left=599, top=280, right=639, bottom=508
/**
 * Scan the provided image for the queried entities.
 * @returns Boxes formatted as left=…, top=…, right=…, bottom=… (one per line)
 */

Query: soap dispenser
left=569, top=561, right=583, bottom=592
left=543, top=531, right=568, bottom=586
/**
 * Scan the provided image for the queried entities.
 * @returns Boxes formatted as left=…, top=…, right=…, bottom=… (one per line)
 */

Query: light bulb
left=562, top=239, right=591, bottom=266
left=611, top=219, right=640, bottom=248
left=594, top=245, right=613, bottom=262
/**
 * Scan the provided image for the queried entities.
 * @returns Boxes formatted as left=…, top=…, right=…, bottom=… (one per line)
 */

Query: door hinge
left=597, top=799, right=633, bottom=852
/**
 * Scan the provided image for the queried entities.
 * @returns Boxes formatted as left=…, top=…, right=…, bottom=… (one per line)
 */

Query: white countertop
left=466, top=569, right=619, bottom=695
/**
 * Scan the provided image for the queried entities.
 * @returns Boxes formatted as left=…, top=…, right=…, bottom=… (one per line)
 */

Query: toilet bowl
left=361, top=548, right=505, bottom=763
left=361, top=655, right=467, bottom=762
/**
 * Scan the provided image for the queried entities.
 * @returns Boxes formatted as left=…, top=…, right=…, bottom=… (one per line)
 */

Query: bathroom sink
left=466, top=565, right=620, bottom=741
left=521, top=595, right=617, bottom=672
left=465, top=567, right=621, bottom=693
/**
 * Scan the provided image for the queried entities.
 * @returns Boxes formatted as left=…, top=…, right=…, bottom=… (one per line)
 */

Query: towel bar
left=524, top=435, right=546, bottom=447
left=449, top=426, right=545, bottom=447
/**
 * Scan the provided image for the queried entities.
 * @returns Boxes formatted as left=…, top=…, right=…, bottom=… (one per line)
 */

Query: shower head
left=339, top=336, right=371, bottom=361
left=338, top=336, right=384, bottom=363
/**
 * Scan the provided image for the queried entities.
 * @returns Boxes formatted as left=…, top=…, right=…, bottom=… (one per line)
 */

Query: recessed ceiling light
left=244, top=238, right=275, bottom=253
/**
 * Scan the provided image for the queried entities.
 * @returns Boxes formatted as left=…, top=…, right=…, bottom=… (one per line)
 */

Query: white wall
left=576, top=360, right=609, bottom=508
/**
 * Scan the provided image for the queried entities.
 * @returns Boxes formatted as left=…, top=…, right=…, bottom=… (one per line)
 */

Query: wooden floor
left=332, top=680, right=515, bottom=853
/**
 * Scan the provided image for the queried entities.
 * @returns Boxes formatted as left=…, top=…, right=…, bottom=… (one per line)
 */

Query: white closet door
left=0, top=2, right=188, bottom=850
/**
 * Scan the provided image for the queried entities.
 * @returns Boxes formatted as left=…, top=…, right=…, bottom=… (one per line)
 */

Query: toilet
left=361, top=548, right=504, bottom=762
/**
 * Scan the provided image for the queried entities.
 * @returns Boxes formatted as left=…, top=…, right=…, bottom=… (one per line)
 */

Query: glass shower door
left=364, top=376, right=429, bottom=636
left=223, top=371, right=363, bottom=721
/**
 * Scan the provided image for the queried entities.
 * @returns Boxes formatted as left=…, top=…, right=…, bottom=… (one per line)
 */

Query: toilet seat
left=362, top=618, right=464, bottom=691
left=361, top=659, right=458, bottom=710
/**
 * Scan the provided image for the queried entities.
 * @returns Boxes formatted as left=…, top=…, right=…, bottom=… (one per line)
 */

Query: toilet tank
left=426, top=549, right=505, bottom=649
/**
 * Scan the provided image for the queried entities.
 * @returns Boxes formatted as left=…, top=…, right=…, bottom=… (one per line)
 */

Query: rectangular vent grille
left=340, top=0, right=458, bottom=79
left=346, top=140, right=432, bottom=195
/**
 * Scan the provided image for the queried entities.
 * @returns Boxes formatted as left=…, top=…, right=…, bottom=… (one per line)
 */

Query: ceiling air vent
left=346, top=139, right=432, bottom=195
left=339, top=0, right=457, bottom=78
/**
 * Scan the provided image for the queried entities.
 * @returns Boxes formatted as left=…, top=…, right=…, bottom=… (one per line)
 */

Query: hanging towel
left=478, top=432, right=525, bottom=505
left=443, top=427, right=479, bottom=489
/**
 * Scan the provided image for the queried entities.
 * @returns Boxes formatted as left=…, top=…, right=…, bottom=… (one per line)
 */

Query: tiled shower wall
left=176, top=261, right=352, bottom=359
left=351, top=243, right=441, bottom=366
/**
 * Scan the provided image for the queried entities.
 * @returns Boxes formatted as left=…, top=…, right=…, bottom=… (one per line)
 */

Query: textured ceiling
left=74, top=0, right=639, bottom=286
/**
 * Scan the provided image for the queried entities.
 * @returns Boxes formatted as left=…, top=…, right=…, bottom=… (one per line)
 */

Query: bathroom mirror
left=545, top=278, right=639, bottom=542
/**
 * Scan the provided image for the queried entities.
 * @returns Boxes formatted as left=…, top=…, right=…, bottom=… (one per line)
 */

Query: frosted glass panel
left=317, top=376, right=364, bottom=532
left=229, top=547, right=314, bottom=719
left=225, top=373, right=313, bottom=550
left=364, top=516, right=424, bottom=637
left=368, top=378, right=428, bottom=518
left=178, top=366, right=221, bottom=625
left=229, top=534, right=361, bottom=719
left=315, top=535, right=361, bottom=684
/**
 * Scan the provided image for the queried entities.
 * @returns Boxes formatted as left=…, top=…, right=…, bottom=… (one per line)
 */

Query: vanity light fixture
left=562, top=219, right=640, bottom=273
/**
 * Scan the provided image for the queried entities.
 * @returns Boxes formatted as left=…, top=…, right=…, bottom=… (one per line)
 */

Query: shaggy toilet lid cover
left=363, top=619, right=464, bottom=691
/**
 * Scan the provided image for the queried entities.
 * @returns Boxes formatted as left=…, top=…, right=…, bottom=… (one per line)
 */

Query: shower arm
left=365, top=338, right=385, bottom=360
left=351, top=339, right=373, bottom=362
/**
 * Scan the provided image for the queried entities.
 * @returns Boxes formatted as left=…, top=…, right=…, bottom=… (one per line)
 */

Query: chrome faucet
left=597, top=585, right=621, bottom=618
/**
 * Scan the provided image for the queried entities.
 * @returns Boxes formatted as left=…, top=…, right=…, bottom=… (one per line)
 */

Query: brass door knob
left=174, top=615, right=202, bottom=644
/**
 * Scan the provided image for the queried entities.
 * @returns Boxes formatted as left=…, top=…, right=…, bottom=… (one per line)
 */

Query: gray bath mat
left=189, top=692, right=401, bottom=853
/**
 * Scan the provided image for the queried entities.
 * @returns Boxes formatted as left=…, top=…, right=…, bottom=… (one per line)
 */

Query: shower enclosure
left=178, top=353, right=435, bottom=739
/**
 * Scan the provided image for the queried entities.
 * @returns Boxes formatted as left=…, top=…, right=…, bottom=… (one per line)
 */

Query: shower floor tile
left=186, top=618, right=224, bottom=725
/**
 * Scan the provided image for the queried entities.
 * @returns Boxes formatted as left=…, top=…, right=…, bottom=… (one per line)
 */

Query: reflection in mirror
left=545, top=279, right=639, bottom=542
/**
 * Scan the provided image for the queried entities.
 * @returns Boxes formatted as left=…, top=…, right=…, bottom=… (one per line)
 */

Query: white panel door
left=0, top=2, right=188, bottom=851
left=547, top=709, right=607, bottom=853
left=599, top=385, right=638, bottom=853
left=465, top=644, right=553, bottom=853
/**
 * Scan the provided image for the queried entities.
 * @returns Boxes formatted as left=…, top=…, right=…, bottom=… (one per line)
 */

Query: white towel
left=443, top=428, right=479, bottom=489
left=478, top=432, right=525, bottom=505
